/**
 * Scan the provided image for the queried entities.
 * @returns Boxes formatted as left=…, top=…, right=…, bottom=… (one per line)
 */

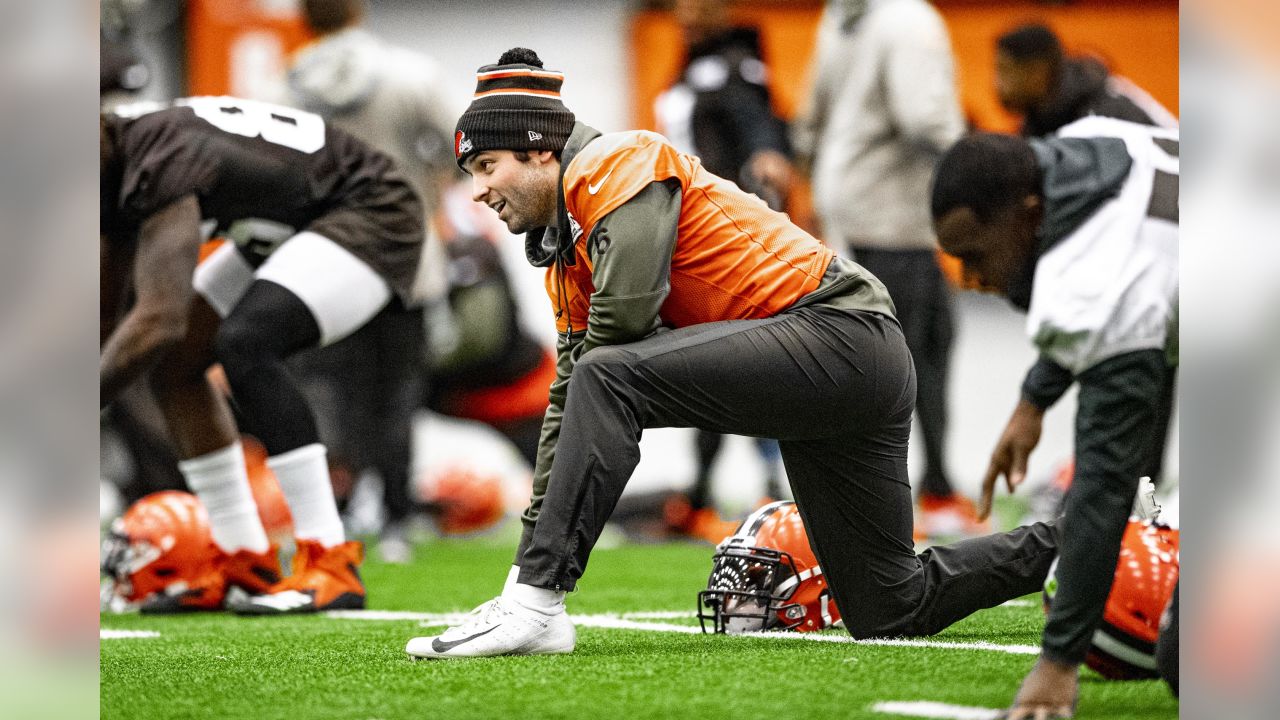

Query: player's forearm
left=99, top=310, right=186, bottom=406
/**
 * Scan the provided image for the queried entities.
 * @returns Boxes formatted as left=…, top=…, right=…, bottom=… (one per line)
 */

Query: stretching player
left=405, top=49, right=1061, bottom=660
left=101, top=96, right=423, bottom=614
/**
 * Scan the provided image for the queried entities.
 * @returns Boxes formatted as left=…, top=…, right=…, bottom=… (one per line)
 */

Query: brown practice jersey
left=100, top=97, right=424, bottom=303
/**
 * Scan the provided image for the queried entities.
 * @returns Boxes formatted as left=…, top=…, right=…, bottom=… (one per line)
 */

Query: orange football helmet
left=698, top=501, right=840, bottom=634
left=100, top=491, right=221, bottom=607
left=242, top=437, right=293, bottom=541
left=1043, top=517, right=1180, bottom=679
left=421, top=465, right=507, bottom=536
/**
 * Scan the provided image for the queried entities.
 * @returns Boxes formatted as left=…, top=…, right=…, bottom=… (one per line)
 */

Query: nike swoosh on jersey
left=431, top=624, right=500, bottom=653
left=588, top=170, right=614, bottom=195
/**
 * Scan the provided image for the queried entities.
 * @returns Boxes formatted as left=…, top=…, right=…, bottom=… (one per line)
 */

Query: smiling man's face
left=464, top=149, right=559, bottom=234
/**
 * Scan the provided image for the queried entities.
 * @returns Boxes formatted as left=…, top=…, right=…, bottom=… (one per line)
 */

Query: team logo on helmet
left=455, top=131, right=473, bottom=158
left=698, top=501, right=840, bottom=634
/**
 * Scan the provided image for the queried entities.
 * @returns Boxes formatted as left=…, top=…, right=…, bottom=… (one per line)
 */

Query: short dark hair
left=301, top=0, right=363, bottom=34
left=931, top=133, right=1042, bottom=222
left=997, top=23, right=1063, bottom=66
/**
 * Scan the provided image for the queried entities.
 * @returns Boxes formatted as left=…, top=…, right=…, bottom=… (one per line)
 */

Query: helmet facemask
left=697, top=538, right=806, bottom=634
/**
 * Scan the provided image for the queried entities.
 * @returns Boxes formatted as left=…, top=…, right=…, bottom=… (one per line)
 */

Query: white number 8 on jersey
left=177, top=96, right=326, bottom=154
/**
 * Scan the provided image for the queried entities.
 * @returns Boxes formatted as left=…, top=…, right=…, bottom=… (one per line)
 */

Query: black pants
left=516, top=306, right=1057, bottom=638
left=217, top=280, right=324, bottom=454
left=289, top=303, right=425, bottom=524
left=850, top=247, right=955, bottom=498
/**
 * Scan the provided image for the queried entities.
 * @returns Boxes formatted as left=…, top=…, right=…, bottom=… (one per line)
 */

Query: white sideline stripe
left=101, top=629, right=160, bottom=639
left=871, top=700, right=1001, bottom=719
left=326, top=609, right=439, bottom=621
left=577, top=617, right=700, bottom=634
left=325, top=610, right=1039, bottom=654
left=621, top=611, right=694, bottom=619
left=1000, top=599, right=1035, bottom=608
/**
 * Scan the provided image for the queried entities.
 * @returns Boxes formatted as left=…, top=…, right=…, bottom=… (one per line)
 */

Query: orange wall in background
left=186, top=0, right=312, bottom=99
left=630, top=0, right=1178, bottom=133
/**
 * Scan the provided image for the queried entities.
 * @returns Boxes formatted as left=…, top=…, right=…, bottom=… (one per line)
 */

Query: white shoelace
left=443, top=598, right=511, bottom=637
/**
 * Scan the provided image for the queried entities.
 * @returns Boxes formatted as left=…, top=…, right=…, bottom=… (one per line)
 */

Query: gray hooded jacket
left=793, top=0, right=964, bottom=253
left=281, top=28, right=464, bottom=300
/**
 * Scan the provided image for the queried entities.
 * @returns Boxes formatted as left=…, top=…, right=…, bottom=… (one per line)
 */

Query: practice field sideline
left=100, top=536, right=1177, bottom=719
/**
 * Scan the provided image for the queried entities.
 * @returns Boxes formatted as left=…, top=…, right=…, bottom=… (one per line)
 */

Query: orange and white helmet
left=1043, top=517, right=1180, bottom=679
left=242, top=437, right=293, bottom=542
left=100, top=491, right=220, bottom=608
left=698, top=501, right=840, bottom=634
left=421, top=465, right=507, bottom=536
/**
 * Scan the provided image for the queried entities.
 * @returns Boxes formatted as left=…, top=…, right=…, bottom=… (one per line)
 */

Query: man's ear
left=532, top=150, right=557, bottom=166
left=1022, top=194, right=1043, bottom=223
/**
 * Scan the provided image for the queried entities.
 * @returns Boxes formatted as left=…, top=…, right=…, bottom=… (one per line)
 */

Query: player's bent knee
left=575, top=345, right=632, bottom=373
left=212, top=318, right=271, bottom=374
left=569, top=346, right=637, bottom=391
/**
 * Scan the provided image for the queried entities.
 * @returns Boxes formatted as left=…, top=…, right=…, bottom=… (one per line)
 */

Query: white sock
left=505, top=581, right=565, bottom=615
left=268, top=443, right=345, bottom=548
left=502, top=565, right=521, bottom=595
left=179, top=441, right=269, bottom=554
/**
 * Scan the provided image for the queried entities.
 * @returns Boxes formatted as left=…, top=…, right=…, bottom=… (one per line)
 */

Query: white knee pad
left=255, top=232, right=392, bottom=346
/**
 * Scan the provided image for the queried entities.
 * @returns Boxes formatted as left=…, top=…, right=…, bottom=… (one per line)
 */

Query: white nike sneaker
left=405, top=596, right=576, bottom=659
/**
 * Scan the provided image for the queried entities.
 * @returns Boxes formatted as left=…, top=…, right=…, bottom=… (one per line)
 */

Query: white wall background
left=365, top=0, right=635, bottom=136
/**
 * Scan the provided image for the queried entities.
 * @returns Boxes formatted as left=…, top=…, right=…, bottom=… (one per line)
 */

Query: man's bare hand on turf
left=1001, top=655, right=1078, bottom=720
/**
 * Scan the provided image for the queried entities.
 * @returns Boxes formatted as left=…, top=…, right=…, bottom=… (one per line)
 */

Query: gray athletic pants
left=517, top=305, right=1059, bottom=638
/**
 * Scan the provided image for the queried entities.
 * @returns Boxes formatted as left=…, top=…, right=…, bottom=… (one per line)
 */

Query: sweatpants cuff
left=516, top=568, right=576, bottom=593
left=1040, top=645, right=1086, bottom=667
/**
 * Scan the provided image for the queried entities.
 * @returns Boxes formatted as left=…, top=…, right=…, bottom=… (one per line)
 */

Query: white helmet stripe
left=730, top=500, right=792, bottom=541
left=776, top=565, right=822, bottom=595
left=1091, top=628, right=1157, bottom=670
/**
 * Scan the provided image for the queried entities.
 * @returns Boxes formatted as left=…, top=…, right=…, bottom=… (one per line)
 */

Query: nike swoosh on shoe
left=431, top=624, right=500, bottom=653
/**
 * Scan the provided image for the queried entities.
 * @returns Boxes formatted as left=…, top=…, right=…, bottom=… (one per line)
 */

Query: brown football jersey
left=101, top=97, right=424, bottom=303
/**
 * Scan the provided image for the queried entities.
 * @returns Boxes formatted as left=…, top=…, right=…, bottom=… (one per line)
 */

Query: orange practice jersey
left=548, top=131, right=834, bottom=334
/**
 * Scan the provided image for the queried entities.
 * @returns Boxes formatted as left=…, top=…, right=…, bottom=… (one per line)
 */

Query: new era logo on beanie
left=454, top=48, right=575, bottom=168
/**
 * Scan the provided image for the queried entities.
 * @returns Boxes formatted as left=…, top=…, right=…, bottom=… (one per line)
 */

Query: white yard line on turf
left=1000, top=599, right=1035, bottom=608
left=324, top=610, right=1040, bottom=655
left=101, top=629, right=160, bottom=639
left=621, top=610, right=697, bottom=619
left=871, top=700, right=1002, bottom=719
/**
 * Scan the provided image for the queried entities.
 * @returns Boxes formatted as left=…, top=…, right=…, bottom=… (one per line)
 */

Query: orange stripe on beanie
left=454, top=48, right=575, bottom=167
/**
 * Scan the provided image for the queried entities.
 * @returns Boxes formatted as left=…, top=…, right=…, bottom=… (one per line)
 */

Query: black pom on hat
left=497, top=47, right=544, bottom=67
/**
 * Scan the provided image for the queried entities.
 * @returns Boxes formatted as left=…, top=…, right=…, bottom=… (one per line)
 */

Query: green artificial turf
left=101, top=526, right=1178, bottom=720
